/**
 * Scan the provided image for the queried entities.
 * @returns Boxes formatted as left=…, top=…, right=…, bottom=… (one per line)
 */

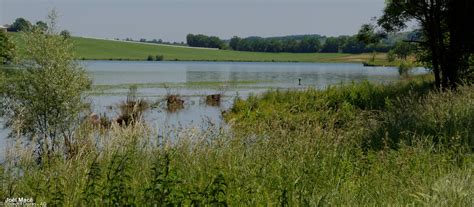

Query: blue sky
left=0, top=0, right=386, bottom=42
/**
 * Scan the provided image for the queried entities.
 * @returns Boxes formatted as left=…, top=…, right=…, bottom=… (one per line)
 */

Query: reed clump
left=115, top=85, right=149, bottom=126
left=166, top=94, right=184, bottom=112
left=205, top=94, right=221, bottom=106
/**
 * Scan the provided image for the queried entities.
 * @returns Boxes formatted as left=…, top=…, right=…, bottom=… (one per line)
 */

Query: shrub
left=155, top=54, right=164, bottom=61
left=60, top=30, right=71, bottom=39
left=0, top=10, right=91, bottom=158
left=147, top=55, right=153, bottom=61
left=387, top=50, right=396, bottom=62
left=0, top=30, right=16, bottom=64
left=398, top=60, right=413, bottom=78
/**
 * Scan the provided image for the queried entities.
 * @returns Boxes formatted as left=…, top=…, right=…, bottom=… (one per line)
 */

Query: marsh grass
left=1, top=76, right=473, bottom=206
left=115, top=85, right=150, bottom=126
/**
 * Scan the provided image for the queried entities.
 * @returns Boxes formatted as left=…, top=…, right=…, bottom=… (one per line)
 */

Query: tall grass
left=1, top=77, right=473, bottom=206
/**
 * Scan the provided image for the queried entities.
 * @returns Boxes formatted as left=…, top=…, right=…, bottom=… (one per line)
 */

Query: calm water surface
left=0, top=61, right=427, bottom=159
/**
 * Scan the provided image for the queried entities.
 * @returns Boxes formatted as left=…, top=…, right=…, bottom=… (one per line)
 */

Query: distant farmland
left=9, top=32, right=392, bottom=65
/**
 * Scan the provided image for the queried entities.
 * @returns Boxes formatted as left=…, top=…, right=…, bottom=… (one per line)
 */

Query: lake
left=0, top=61, right=427, bottom=159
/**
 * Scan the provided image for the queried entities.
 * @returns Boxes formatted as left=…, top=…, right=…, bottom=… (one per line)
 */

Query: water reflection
left=86, top=61, right=408, bottom=88
left=84, top=61, right=426, bottom=129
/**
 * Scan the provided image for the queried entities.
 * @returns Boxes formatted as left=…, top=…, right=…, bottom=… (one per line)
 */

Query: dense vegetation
left=7, top=18, right=48, bottom=33
left=0, top=30, right=15, bottom=64
left=378, top=0, right=474, bottom=88
left=1, top=75, right=473, bottom=205
left=229, top=35, right=392, bottom=54
left=186, top=32, right=414, bottom=54
left=186, top=34, right=226, bottom=49
left=230, top=35, right=320, bottom=53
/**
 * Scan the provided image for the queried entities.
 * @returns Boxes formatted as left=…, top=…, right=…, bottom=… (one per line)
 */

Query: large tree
left=378, top=0, right=474, bottom=88
left=8, top=18, right=32, bottom=32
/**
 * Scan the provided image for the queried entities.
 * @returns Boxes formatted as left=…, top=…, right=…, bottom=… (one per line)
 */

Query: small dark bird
left=298, top=78, right=302, bottom=86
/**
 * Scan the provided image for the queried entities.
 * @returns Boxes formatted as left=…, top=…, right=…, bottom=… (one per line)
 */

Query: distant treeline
left=5, top=17, right=70, bottom=37
left=186, top=34, right=226, bottom=49
left=229, top=36, right=322, bottom=53
left=229, top=35, right=393, bottom=53
left=186, top=33, right=404, bottom=54
left=122, top=38, right=187, bottom=46
left=5, top=18, right=48, bottom=32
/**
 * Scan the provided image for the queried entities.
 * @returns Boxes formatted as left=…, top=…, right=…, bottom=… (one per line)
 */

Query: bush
left=155, top=54, right=164, bottom=61
left=60, top=30, right=71, bottom=39
left=0, top=30, right=16, bottom=64
left=387, top=50, right=396, bottom=62
left=0, top=10, right=91, bottom=158
left=398, top=60, right=413, bottom=78
left=8, top=18, right=32, bottom=32
left=147, top=55, right=153, bottom=61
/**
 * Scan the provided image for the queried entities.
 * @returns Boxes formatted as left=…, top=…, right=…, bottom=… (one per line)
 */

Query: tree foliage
left=60, top=30, right=71, bottom=39
left=228, top=34, right=392, bottom=54
left=356, top=23, right=386, bottom=47
left=392, top=41, right=413, bottom=60
left=0, top=30, right=16, bottom=64
left=0, top=10, right=91, bottom=158
left=357, top=22, right=387, bottom=62
left=378, top=0, right=474, bottom=88
left=186, top=34, right=225, bottom=49
left=387, top=50, right=396, bottom=62
left=35, top=21, right=48, bottom=33
left=320, top=37, right=341, bottom=53
left=341, top=36, right=366, bottom=54
left=230, top=36, right=321, bottom=53
left=8, top=18, right=32, bottom=32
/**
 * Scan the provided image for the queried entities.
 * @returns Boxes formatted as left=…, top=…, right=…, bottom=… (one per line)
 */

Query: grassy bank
left=8, top=32, right=397, bottom=65
left=1, top=76, right=473, bottom=206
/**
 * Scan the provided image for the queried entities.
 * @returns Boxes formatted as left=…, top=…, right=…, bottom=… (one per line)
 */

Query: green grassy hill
left=9, top=32, right=393, bottom=64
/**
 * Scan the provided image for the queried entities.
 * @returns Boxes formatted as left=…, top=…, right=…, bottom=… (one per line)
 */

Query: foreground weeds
left=1, top=76, right=473, bottom=206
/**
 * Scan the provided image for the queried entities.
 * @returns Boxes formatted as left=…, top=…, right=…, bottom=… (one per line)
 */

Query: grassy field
left=8, top=32, right=397, bottom=65
left=2, top=75, right=473, bottom=206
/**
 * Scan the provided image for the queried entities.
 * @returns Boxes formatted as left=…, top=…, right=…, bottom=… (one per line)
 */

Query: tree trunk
left=424, top=0, right=442, bottom=89
left=432, top=55, right=441, bottom=88
left=432, top=0, right=450, bottom=89
left=445, top=0, right=474, bottom=88
left=428, top=35, right=441, bottom=88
